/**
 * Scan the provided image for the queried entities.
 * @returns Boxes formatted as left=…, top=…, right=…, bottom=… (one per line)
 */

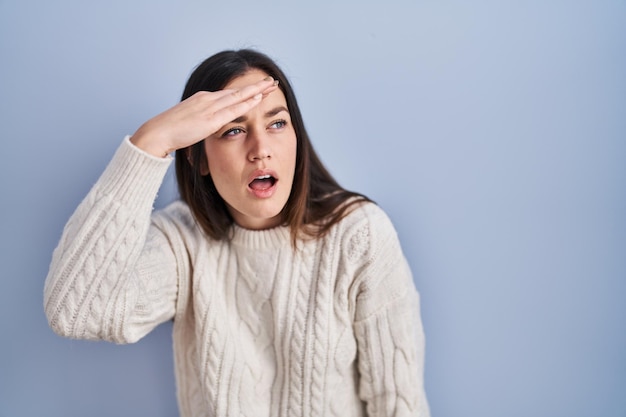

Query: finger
left=184, top=78, right=278, bottom=118
left=212, top=83, right=277, bottom=102
left=203, top=89, right=234, bottom=100
left=192, top=78, right=277, bottom=131
left=207, top=93, right=264, bottom=131
left=261, top=83, right=279, bottom=98
left=213, top=76, right=277, bottom=109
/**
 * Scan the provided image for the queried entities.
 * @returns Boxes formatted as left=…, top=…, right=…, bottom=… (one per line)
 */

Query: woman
left=44, top=49, right=430, bottom=417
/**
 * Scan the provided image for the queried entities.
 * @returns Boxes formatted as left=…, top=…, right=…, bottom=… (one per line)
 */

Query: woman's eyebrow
left=265, top=106, right=289, bottom=118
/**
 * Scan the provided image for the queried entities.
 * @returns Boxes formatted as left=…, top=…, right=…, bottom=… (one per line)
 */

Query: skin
left=130, top=69, right=296, bottom=230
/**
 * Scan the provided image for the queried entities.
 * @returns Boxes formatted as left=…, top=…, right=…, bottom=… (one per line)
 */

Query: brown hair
left=175, top=49, right=371, bottom=245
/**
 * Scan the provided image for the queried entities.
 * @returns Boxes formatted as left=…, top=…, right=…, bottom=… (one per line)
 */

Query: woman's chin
left=228, top=205, right=285, bottom=230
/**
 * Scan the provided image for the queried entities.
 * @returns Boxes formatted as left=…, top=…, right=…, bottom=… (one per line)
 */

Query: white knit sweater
left=44, top=137, right=430, bottom=417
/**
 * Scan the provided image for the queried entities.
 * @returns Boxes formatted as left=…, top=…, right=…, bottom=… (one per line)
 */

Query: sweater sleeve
left=43, top=137, right=179, bottom=344
left=349, top=206, right=430, bottom=417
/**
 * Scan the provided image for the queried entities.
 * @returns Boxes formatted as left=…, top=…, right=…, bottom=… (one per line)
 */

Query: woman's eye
left=270, top=120, right=286, bottom=129
left=222, top=127, right=243, bottom=137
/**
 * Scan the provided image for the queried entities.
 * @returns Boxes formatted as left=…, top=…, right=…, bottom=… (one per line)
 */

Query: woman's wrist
left=130, top=127, right=172, bottom=158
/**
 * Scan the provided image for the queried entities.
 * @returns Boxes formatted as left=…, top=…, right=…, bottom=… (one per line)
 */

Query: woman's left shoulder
left=339, top=199, right=398, bottom=235
left=332, top=199, right=403, bottom=261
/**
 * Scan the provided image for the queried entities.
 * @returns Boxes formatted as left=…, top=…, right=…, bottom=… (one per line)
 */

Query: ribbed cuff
left=98, top=136, right=173, bottom=206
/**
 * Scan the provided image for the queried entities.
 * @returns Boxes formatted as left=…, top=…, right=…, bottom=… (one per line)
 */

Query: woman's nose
left=247, top=129, right=271, bottom=161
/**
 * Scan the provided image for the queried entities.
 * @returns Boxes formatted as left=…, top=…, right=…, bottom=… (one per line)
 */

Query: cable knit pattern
left=44, top=137, right=430, bottom=417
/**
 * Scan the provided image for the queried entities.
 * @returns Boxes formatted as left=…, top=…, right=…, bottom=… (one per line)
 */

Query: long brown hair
left=175, top=49, right=371, bottom=245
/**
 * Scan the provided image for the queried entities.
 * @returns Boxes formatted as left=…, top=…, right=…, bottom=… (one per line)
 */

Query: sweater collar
left=230, top=224, right=291, bottom=250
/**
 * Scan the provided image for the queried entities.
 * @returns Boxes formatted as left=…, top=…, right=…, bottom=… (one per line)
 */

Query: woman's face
left=203, top=69, right=297, bottom=230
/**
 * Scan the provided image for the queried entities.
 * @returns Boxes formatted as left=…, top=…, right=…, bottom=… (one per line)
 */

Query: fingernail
left=264, top=76, right=274, bottom=82
left=273, top=79, right=280, bottom=86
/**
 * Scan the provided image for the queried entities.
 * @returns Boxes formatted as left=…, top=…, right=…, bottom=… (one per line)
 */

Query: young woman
left=44, top=49, right=430, bottom=417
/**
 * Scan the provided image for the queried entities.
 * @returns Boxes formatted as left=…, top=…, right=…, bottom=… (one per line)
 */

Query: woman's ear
left=187, top=148, right=210, bottom=176
left=200, top=162, right=209, bottom=176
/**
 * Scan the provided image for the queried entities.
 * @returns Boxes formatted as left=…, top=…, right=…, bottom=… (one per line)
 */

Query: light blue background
left=1, top=1, right=624, bottom=416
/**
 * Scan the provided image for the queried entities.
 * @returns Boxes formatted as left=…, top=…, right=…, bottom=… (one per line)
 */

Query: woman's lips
left=247, top=169, right=278, bottom=198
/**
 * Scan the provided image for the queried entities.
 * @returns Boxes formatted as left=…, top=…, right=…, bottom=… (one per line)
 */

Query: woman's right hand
left=130, top=76, right=278, bottom=158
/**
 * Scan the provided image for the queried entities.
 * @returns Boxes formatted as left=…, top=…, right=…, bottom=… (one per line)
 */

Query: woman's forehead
left=224, top=69, right=270, bottom=89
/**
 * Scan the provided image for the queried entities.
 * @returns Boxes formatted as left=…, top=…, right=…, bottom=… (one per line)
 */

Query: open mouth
left=249, top=174, right=277, bottom=191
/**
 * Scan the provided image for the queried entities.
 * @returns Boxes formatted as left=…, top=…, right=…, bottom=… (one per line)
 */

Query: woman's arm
left=349, top=206, right=430, bottom=417
left=43, top=138, right=177, bottom=343
left=43, top=76, right=279, bottom=343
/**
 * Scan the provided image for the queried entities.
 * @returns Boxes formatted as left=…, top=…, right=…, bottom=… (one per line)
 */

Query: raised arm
left=44, top=77, right=279, bottom=343
left=43, top=139, right=177, bottom=343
